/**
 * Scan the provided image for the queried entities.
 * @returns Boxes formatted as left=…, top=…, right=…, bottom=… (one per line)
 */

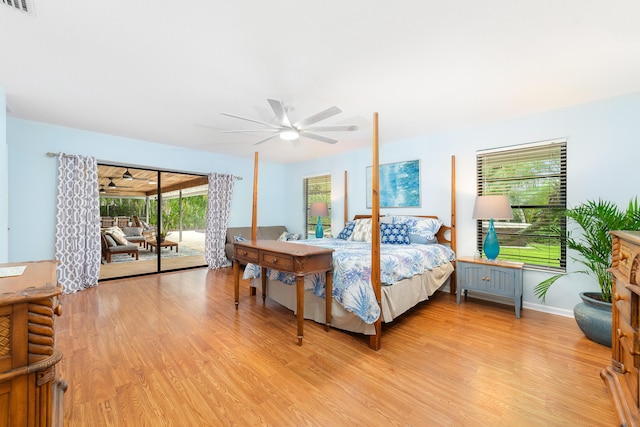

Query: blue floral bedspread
left=242, top=239, right=455, bottom=324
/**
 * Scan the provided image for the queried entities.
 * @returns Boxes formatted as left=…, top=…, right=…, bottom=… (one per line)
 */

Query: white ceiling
left=2, top=1, right=640, bottom=163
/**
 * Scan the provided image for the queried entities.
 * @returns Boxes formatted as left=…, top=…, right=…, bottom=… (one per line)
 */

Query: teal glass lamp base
left=483, top=218, right=500, bottom=260
left=315, top=216, right=324, bottom=238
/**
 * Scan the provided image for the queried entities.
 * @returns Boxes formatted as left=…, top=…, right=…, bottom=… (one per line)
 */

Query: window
left=304, top=175, right=331, bottom=238
left=476, top=139, right=567, bottom=270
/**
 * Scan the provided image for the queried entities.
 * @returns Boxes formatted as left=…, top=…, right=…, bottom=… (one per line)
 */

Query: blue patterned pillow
left=277, top=232, right=302, bottom=241
left=380, top=223, right=410, bottom=245
left=337, top=221, right=356, bottom=240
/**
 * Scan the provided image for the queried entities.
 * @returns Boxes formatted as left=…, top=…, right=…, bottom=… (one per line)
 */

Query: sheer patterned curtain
left=55, top=154, right=101, bottom=293
left=205, top=173, right=235, bottom=268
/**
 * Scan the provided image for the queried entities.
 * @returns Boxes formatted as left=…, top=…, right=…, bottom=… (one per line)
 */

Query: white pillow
left=349, top=218, right=373, bottom=242
left=391, top=216, right=443, bottom=243
left=105, top=227, right=129, bottom=245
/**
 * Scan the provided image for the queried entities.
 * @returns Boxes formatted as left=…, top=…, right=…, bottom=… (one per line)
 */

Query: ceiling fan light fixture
left=221, top=99, right=357, bottom=146
left=280, top=130, right=299, bottom=141
left=122, top=168, right=134, bottom=180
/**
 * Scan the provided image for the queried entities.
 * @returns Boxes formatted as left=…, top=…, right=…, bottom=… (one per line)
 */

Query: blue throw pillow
left=337, top=221, right=356, bottom=240
left=380, top=223, right=410, bottom=245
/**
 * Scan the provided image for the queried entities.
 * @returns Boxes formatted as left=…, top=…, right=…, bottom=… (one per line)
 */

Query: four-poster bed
left=235, top=114, right=457, bottom=350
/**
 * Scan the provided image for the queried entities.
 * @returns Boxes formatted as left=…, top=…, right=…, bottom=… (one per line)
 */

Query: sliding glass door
left=156, top=171, right=207, bottom=273
left=98, top=165, right=207, bottom=280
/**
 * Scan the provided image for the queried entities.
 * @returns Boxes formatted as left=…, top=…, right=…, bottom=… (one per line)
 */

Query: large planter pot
left=573, top=291, right=612, bottom=347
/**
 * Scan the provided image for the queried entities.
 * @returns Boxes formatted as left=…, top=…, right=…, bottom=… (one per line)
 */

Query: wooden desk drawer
left=234, top=246, right=259, bottom=263
left=260, top=252, right=293, bottom=271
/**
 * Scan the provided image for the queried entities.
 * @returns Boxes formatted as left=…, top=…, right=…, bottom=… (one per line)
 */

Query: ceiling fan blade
left=253, top=134, right=282, bottom=145
left=267, top=99, right=292, bottom=127
left=303, top=125, right=358, bottom=132
left=220, top=112, right=281, bottom=129
left=300, top=132, right=338, bottom=144
left=220, top=129, right=281, bottom=133
left=294, top=106, right=342, bottom=129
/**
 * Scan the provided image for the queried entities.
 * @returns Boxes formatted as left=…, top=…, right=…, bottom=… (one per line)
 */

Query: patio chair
left=133, top=216, right=156, bottom=232
left=101, top=217, right=115, bottom=228
left=132, top=215, right=157, bottom=244
left=116, top=216, right=130, bottom=228
left=100, top=231, right=139, bottom=263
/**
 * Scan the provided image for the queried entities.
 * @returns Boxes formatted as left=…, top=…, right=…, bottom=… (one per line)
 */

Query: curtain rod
left=46, top=152, right=243, bottom=180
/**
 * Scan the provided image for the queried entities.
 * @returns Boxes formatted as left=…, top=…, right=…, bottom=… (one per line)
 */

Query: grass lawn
left=498, top=243, right=561, bottom=268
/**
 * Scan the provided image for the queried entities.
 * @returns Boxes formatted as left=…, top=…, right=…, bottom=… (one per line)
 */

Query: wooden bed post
left=344, top=170, right=348, bottom=226
left=250, top=152, right=259, bottom=296
left=450, top=155, right=457, bottom=295
left=370, top=113, right=382, bottom=351
left=251, top=152, right=258, bottom=241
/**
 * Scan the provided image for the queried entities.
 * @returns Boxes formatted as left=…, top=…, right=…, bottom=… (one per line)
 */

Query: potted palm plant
left=158, top=226, right=168, bottom=242
left=535, top=198, right=640, bottom=346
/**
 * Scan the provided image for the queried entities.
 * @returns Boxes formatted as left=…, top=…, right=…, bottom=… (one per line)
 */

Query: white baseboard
left=448, top=286, right=574, bottom=319
left=523, top=301, right=573, bottom=318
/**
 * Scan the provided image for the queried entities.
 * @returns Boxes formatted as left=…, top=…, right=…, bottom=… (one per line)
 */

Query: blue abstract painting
left=366, top=159, right=421, bottom=208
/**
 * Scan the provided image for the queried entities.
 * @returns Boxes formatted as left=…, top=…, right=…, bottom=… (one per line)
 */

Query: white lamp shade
left=472, top=195, right=513, bottom=220
left=310, top=202, right=329, bottom=217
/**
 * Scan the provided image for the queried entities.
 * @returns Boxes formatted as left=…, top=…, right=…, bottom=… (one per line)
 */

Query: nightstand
left=456, top=256, right=524, bottom=318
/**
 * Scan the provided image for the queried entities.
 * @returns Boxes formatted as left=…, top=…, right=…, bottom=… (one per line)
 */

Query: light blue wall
left=0, top=88, right=7, bottom=263
left=6, top=118, right=287, bottom=263
left=286, top=92, right=640, bottom=315
left=5, top=90, right=640, bottom=315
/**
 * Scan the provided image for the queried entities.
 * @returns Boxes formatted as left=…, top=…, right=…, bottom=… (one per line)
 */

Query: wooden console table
left=0, top=260, right=66, bottom=426
left=233, top=240, right=333, bottom=345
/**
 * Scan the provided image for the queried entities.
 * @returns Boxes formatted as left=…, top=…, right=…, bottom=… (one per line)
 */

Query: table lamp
left=310, top=202, right=329, bottom=238
left=472, top=195, right=513, bottom=260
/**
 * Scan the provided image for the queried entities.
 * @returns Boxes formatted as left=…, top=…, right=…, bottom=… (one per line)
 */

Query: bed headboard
left=352, top=214, right=454, bottom=248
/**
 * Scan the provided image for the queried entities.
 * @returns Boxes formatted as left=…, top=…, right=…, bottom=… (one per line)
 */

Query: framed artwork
left=366, top=159, right=421, bottom=208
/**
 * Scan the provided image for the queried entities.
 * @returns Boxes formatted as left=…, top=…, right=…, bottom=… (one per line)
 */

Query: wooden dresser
left=602, top=231, right=640, bottom=426
left=0, top=260, right=66, bottom=427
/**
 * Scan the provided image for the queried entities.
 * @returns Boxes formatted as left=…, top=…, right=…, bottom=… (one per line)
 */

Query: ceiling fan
left=121, top=168, right=150, bottom=181
left=220, top=99, right=358, bottom=145
left=99, top=184, right=121, bottom=194
left=101, top=177, right=134, bottom=190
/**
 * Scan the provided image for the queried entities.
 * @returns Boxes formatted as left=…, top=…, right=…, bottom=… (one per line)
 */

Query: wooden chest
left=0, top=260, right=66, bottom=427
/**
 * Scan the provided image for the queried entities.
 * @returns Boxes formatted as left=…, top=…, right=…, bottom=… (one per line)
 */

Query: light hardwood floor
left=56, top=267, right=616, bottom=426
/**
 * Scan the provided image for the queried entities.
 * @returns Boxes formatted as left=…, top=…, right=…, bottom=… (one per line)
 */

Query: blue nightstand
left=456, top=256, right=524, bottom=318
